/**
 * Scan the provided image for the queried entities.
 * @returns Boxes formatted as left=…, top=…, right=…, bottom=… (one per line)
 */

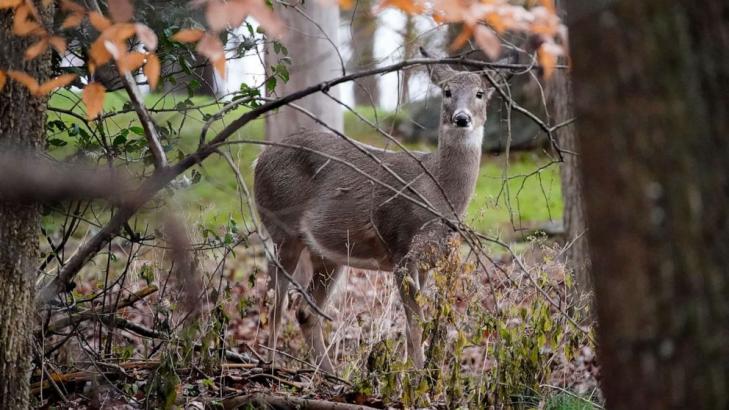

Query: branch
left=221, top=393, right=378, bottom=410
left=121, top=71, right=167, bottom=168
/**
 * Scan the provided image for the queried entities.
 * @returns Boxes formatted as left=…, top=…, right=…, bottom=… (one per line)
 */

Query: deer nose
left=452, top=111, right=472, bottom=128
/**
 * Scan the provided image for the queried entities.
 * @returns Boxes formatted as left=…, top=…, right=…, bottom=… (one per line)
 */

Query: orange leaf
left=473, top=25, right=501, bottom=60
left=48, top=36, right=67, bottom=54
left=24, top=38, right=49, bottom=60
left=105, top=23, right=136, bottom=42
left=118, top=51, right=146, bottom=73
left=60, top=0, right=85, bottom=13
left=38, top=73, right=77, bottom=94
left=539, top=0, right=555, bottom=14
left=135, top=23, right=158, bottom=50
left=338, top=0, right=353, bottom=9
left=88, top=11, right=112, bottom=31
left=196, top=33, right=225, bottom=62
left=538, top=42, right=559, bottom=79
left=376, top=0, right=425, bottom=15
left=449, top=25, right=474, bottom=52
left=13, top=5, right=44, bottom=36
left=89, top=37, right=113, bottom=66
left=246, top=0, right=285, bottom=39
left=108, top=0, right=133, bottom=22
left=83, top=82, right=106, bottom=120
left=144, top=52, right=161, bottom=90
left=0, top=0, right=22, bottom=9
left=171, top=28, right=205, bottom=43
left=0, top=71, right=7, bottom=92
left=213, top=56, right=226, bottom=79
left=61, top=12, right=84, bottom=29
left=7, top=70, right=39, bottom=94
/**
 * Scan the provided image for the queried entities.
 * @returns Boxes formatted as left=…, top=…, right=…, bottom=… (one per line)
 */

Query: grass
left=46, top=91, right=562, bottom=236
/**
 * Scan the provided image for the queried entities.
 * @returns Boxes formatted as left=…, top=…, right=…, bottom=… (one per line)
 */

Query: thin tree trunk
left=265, top=0, right=343, bottom=140
left=348, top=0, right=379, bottom=107
left=0, top=3, right=53, bottom=407
left=568, top=1, right=729, bottom=407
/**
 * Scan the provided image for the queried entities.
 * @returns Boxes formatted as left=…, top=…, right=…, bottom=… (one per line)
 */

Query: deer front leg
left=395, top=260, right=426, bottom=368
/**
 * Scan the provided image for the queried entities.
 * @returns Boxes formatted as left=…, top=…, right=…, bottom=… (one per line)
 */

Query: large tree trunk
left=0, top=4, right=53, bottom=407
left=348, top=0, right=379, bottom=107
left=568, top=1, right=729, bottom=408
left=265, top=0, right=343, bottom=140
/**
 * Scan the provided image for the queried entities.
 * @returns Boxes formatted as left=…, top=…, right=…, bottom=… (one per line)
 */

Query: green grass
left=46, top=91, right=562, bottom=236
left=544, top=392, right=602, bottom=410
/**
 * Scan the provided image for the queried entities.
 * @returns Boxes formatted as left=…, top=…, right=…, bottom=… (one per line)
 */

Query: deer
left=253, top=63, right=496, bottom=373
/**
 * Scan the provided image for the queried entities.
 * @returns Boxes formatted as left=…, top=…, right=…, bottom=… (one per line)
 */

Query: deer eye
left=476, top=90, right=484, bottom=99
left=444, top=89, right=452, bottom=98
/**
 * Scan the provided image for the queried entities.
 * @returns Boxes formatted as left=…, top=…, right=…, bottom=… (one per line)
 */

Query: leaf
left=0, top=71, right=6, bottom=92
left=118, top=51, right=146, bottom=73
left=539, top=0, right=556, bottom=14
left=37, top=74, right=77, bottom=94
left=0, top=0, right=22, bottom=9
left=88, top=11, right=112, bottom=31
left=213, top=56, right=226, bottom=79
left=473, top=25, right=501, bottom=60
left=108, top=0, right=133, bottom=22
left=60, top=0, right=85, bottom=13
left=89, top=37, right=113, bottom=67
left=246, top=0, right=285, bottom=39
left=171, top=28, right=205, bottom=43
left=196, top=33, right=226, bottom=78
left=60, top=12, right=84, bottom=29
left=135, top=23, right=158, bottom=50
left=376, top=0, right=425, bottom=15
left=144, top=52, right=161, bottom=90
left=48, top=36, right=67, bottom=54
left=7, top=70, right=39, bottom=94
left=83, top=82, right=106, bottom=120
left=24, top=38, right=49, bottom=61
left=13, top=5, right=43, bottom=36
left=537, top=42, right=559, bottom=79
left=105, top=23, right=136, bottom=42
left=448, top=25, right=473, bottom=51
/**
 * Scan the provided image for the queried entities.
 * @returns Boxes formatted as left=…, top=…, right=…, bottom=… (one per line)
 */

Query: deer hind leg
left=266, top=238, right=304, bottom=364
left=295, top=254, right=344, bottom=373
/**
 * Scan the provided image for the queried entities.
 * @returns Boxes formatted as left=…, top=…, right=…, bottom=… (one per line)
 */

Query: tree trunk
left=568, top=1, right=729, bottom=408
left=348, top=0, right=379, bottom=107
left=0, top=4, right=53, bottom=408
left=265, top=0, right=343, bottom=140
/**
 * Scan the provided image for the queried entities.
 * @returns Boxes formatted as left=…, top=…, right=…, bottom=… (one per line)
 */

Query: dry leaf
left=376, top=0, right=425, bottom=15
left=246, top=0, right=285, bottom=39
left=61, top=12, right=84, bottom=29
left=24, top=38, right=49, bottom=60
left=0, top=0, right=22, bottom=9
left=539, top=0, right=556, bottom=14
left=89, top=11, right=112, bottom=31
left=108, top=0, right=133, bottom=22
left=105, top=23, right=136, bottom=42
left=449, top=25, right=474, bottom=51
left=118, top=51, right=146, bottom=73
left=171, top=28, right=205, bottom=43
left=48, top=36, right=67, bottom=54
left=144, top=52, right=161, bottom=90
left=473, top=25, right=501, bottom=60
left=538, top=42, right=560, bottom=79
left=89, top=37, right=113, bottom=67
left=60, top=0, right=85, bottom=13
left=13, top=5, right=44, bottom=36
left=7, top=70, right=39, bottom=93
left=213, top=56, right=226, bottom=79
left=135, top=23, right=158, bottom=50
left=38, top=73, right=77, bottom=94
left=83, top=82, right=106, bottom=120
left=196, top=33, right=225, bottom=61
left=0, top=71, right=7, bottom=92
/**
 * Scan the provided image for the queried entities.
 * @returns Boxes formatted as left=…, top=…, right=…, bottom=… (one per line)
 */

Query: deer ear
left=483, top=87, right=496, bottom=102
left=428, top=64, right=454, bottom=86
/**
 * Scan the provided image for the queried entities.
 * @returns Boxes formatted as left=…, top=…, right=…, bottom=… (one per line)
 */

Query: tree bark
left=0, top=3, right=53, bottom=408
left=265, top=0, right=343, bottom=140
left=568, top=1, right=729, bottom=408
left=347, top=0, right=379, bottom=107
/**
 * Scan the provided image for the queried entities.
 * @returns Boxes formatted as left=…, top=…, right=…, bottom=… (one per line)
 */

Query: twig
left=221, top=393, right=378, bottom=410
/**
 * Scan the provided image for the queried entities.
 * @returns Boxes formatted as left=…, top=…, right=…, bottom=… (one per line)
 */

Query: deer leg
left=396, top=259, right=426, bottom=368
left=296, top=255, right=344, bottom=373
left=266, top=239, right=304, bottom=363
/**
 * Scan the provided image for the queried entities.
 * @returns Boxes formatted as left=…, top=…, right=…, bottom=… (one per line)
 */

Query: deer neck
left=434, top=125, right=483, bottom=217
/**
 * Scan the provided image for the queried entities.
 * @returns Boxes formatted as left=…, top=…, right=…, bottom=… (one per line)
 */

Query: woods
left=0, top=0, right=727, bottom=408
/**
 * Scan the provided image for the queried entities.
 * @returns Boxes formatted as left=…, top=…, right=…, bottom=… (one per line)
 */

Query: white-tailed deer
left=253, top=64, right=495, bottom=372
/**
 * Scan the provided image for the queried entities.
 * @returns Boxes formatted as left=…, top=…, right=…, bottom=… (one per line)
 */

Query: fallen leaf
left=0, top=0, right=22, bottom=9
left=83, top=82, right=106, bottom=120
left=171, top=28, right=205, bottom=43
left=38, top=73, right=77, bottom=94
left=135, top=23, right=158, bottom=50
left=60, top=0, right=85, bottom=13
left=48, top=36, right=67, bottom=54
left=108, top=0, right=133, bottom=22
left=144, top=52, right=161, bottom=90
left=88, top=11, right=112, bottom=31
left=61, top=12, right=84, bottom=29
left=24, top=38, right=49, bottom=60
left=0, top=71, right=7, bottom=92
left=473, top=25, right=501, bottom=60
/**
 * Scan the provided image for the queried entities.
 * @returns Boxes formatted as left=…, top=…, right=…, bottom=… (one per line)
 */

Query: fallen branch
left=221, top=393, right=379, bottom=410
